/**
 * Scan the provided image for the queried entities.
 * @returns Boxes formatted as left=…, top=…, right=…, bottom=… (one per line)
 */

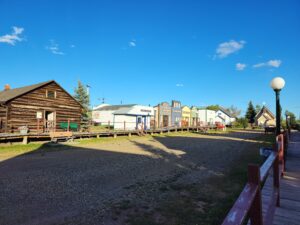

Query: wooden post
left=67, top=119, right=70, bottom=132
left=128, top=132, right=131, bottom=137
left=124, top=121, right=126, bottom=131
left=96, top=134, right=99, bottom=138
left=248, top=164, right=263, bottom=225
left=113, top=133, right=117, bottom=138
left=108, top=121, right=110, bottom=130
left=37, top=119, right=39, bottom=134
left=22, top=136, right=28, bottom=145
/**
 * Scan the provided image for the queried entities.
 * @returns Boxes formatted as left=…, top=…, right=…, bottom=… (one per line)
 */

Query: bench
left=49, top=131, right=74, bottom=143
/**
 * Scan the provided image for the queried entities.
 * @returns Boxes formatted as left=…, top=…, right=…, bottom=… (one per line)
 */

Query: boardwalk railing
left=222, top=131, right=288, bottom=225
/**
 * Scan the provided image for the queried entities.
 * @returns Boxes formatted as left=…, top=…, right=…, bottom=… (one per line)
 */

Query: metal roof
left=94, top=104, right=137, bottom=111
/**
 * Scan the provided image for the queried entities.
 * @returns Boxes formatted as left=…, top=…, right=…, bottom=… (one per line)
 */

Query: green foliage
left=285, top=110, right=297, bottom=128
left=206, top=105, right=220, bottom=111
left=233, top=117, right=248, bottom=129
left=245, top=101, right=256, bottom=124
left=74, top=80, right=90, bottom=117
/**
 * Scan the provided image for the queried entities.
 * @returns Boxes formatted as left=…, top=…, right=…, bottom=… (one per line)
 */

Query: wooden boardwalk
left=262, top=132, right=300, bottom=225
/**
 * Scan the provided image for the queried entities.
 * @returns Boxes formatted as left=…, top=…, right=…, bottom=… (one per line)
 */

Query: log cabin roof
left=0, top=80, right=83, bottom=108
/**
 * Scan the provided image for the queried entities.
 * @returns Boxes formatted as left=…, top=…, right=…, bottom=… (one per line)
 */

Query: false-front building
left=0, top=80, right=83, bottom=133
left=155, top=102, right=172, bottom=127
left=181, top=106, right=191, bottom=127
left=171, top=100, right=182, bottom=127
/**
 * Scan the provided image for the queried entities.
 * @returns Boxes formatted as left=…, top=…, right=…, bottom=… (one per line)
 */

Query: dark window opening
left=47, top=90, right=56, bottom=99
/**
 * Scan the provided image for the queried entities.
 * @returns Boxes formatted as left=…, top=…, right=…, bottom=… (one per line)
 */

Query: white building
left=92, top=104, right=154, bottom=130
left=197, top=109, right=216, bottom=125
left=215, top=107, right=236, bottom=125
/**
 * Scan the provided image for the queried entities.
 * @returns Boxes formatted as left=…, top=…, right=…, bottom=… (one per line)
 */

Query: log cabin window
left=46, top=90, right=56, bottom=99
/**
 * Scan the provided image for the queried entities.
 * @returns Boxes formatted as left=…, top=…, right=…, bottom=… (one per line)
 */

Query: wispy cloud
left=176, top=84, right=184, bottom=87
left=46, top=40, right=65, bottom=55
left=236, top=63, right=246, bottom=71
left=128, top=39, right=136, bottom=47
left=253, top=59, right=281, bottom=68
left=0, top=26, right=24, bottom=45
left=70, top=44, right=75, bottom=48
left=214, top=40, right=246, bottom=59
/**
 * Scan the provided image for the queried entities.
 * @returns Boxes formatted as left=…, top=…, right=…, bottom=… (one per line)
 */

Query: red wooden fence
left=222, top=131, right=288, bottom=225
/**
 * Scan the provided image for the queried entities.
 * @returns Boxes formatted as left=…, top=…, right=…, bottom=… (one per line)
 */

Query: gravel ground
left=0, top=130, right=263, bottom=225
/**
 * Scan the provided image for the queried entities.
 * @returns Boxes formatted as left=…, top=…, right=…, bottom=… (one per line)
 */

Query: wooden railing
left=222, top=131, right=288, bottom=225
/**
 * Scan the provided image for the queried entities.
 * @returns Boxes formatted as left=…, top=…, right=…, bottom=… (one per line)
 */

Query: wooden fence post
left=124, top=121, right=126, bottom=131
left=248, top=164, right=263, bottom=225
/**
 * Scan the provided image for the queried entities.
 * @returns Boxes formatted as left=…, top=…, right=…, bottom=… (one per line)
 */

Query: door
left=163, top=115, right=169, bottom=127
left=45, top=111, right=56, bottom=132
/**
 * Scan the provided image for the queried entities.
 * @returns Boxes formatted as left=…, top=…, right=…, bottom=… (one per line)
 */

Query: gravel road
left=0, top=130, right=263, bottom=225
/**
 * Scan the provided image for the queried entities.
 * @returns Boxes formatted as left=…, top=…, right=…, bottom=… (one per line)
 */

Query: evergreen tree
left=245, top=101, right=256, bottom=124
left=74, top=80, right=90, bottom=118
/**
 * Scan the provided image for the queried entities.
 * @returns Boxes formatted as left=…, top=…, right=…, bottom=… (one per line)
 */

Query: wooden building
left=171, top=100, right=182, bottom=127
left=190, top=106, right=198, bottom=126
left=155, top=102, right=172, bottom=128
left=181, top=106, right=191, bottom=127
left=0, top=80, right=83, bottom=133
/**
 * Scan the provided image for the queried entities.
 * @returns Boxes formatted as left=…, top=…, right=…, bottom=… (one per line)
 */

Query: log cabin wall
left=0, top=105, right=7, bottom=132
left=5, top=82, right=82, bottom=133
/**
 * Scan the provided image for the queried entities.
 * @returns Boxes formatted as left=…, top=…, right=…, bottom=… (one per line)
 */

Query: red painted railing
left=222, top=132, right=288, bottom=225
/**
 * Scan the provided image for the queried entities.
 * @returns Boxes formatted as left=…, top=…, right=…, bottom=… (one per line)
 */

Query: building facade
left=190, top=106, right=198, bottom=126
left=215, top=107, right=236, bottom=125
left=156, top=102, right=172, bottom=127
left=181, top=106, right=191, bottom=127
left=92, top=104, right=154, bottom=130
left=0, top=80, right=83, bottom=133
left=254, top=106, right=275, bottom=127
left=171, top=100, right=182, bottom=127
left=197, top=109, right=216, bottom=126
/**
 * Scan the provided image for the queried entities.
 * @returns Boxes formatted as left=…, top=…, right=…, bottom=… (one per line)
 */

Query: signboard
left=36, top=111, right=43, bottom=119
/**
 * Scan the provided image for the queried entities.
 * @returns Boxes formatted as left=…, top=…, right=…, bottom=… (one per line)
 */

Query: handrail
left=222, top=132, right=287, bottom=225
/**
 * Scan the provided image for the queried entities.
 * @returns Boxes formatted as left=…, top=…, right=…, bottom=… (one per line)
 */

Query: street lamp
left=270, top=77, right=285, bottom=135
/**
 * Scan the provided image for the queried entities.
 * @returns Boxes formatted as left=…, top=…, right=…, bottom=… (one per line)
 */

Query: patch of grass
left=0, top=142, right=43, bottom=154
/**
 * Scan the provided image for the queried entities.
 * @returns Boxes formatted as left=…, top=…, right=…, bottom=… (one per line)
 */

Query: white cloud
left=176, top=84, right=184, bottom=87
left=214, top=40, right=246, bottom=58
left=128, top=40, right=136, bottom=47
left=70, top=44, right=75, bottom=48
left=253, top=59, right=282, bottom=68
left=0, top=26, right=24, bottom=45
left=236, top=63, right=246, bottom=71
left=46, top=40, right=65, bottom=55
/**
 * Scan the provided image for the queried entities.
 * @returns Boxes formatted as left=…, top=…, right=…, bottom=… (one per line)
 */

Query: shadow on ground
left=0, top=131, right=267, bottom=225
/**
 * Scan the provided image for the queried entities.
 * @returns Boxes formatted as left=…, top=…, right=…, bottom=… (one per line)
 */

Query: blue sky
left=0, top=0, right=299, bottom=116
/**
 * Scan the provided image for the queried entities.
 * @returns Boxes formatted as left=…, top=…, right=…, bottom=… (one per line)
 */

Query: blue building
left=171, top=100, right=182, bottom=127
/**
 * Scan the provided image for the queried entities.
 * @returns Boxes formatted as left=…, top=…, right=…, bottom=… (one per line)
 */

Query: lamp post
left=270, top=77, right=285, bottom=135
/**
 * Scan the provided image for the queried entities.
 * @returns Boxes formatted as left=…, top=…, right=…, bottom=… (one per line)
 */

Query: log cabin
left=0, top=80, right=83, bottom=133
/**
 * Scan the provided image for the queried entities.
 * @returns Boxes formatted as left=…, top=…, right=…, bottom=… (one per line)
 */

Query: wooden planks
left=262, top=132, right=300, bottom=225
left=2, top=81, right=82, bottom=133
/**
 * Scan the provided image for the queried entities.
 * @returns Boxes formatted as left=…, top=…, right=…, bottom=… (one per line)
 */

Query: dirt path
left=0, top=131, right=264, bottom=225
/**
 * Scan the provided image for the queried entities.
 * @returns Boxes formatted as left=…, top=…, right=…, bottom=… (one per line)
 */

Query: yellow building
left=181, top=106, right=191, bottom=127
left=255, top=106, right=276, bottom=127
